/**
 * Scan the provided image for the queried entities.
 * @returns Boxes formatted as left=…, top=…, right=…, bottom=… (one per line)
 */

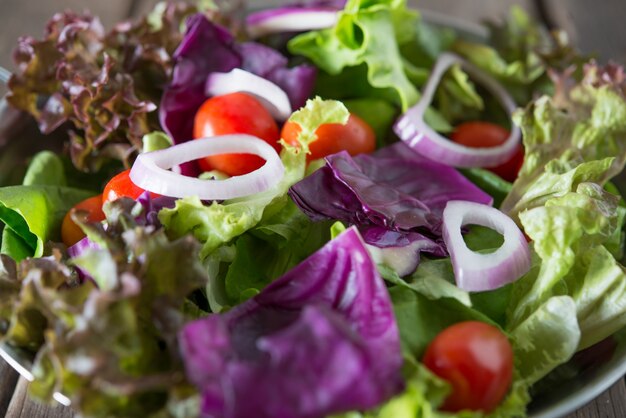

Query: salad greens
left=1, top=1, right=626, bottom=418
left=7, top=3, right=210, bottom=172
left=0, top=151, right=93, bottom=261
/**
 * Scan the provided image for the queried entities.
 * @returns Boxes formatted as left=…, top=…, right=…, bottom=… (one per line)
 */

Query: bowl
left=0, top=8, right=625, bottom=418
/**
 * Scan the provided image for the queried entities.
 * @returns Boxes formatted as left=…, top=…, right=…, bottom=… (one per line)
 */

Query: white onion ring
left=206, top=69, right=292, bottom=121
left=246, top=8, right=339, bottom=39
left=130, top=135, right=284, bottom=200
left=442, top=200, right=530, bottom=292
left=394, top=52, right=522, bottom=168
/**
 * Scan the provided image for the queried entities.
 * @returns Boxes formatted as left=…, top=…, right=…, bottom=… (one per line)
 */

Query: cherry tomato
left=193, top=92, right=281, bottom=176
left=61, top=195, right=105, bottom=247
left=102, top=169, right=158, bottom=206
left=423, top=321, right=514, bottom=413
left=450, top=121, right=524, bottom=182
left=281, top=113, right=376, bottom=162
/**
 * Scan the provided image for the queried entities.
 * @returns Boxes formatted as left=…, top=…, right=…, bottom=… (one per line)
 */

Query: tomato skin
left=193, top=92, right=281, bottom=176
left=281, top=113, right=376, bottom=162
left=423, top=321, right=514, bottom=413
left=61, top=195, right=106, bottom=247
left=102, top=169, right=158, bottom=205
left=450, top=121, right=524, bottom=182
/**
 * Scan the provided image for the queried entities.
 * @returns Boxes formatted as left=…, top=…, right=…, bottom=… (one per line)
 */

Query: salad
left=1, top=1, right=626, bottom=417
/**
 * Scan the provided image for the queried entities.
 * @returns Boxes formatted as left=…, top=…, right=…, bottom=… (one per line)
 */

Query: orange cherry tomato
left=281, top=113, right=376, bottom=162
left=102, top=169, right=159, bottom=206
left=61, top=195, right=106, bottom=247
left=450, top=121, right=524, bottom=182
left=193, top=92, right=281, bottom=176
left=423, top=321, right=514, bottom=413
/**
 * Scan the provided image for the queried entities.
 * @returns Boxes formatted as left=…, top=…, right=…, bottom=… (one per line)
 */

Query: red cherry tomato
left=450, top=121, right=524, bottom=182
left=423, top=321, right=514, bottom=413
left=193, top=92, right=281, bottom=176
left=61, top=194, right=106, bottom=247
left=281, top=113, right=376, bottom=162
left=102, top=169, right=158, bottom=206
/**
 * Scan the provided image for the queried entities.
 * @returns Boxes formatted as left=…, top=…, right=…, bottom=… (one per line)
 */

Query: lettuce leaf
left=7, top=3, right=202, bottom=171
left=502, top=62, right=626, bottom=218
left=510, top=296, right=580, bottom=384
left=452, top=6, right=582, bottom=104
left=0, top=198, right=208, bottom=417
left=0, top=150, right=94, bottom=261
left=221, top=200, right=332, bottom=306
left=289, top=0, right=419, bottom=111
left=508, top=183, right=626, bottom=350
left=0, top=185, right=92, bottom=260
left=22, top=151, right=67, bottom=187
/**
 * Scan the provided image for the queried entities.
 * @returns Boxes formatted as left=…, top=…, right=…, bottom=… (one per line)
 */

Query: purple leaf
left=289, top=143, right=493, bottom=236
left=160, top=14, right=317, bottom=148
left=159, top=15, right=242, bottom=145
left=179, top=227, right=404, bottom=418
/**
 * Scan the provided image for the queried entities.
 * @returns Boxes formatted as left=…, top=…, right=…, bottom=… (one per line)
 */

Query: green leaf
left=1, top=229, right=32, bottom=262
left=218, top=200, right=331, bottom=305
left=389, top=286, right=494, bottom=360
left=289, top=0, right=419, bottom=111
left=2, top=199, right=207, bottom=416
left=0, top=185, right=93, bottom=260
left=284, top=97, right=350, bottom=154
left=508, top=182, right=626, bottom=353
left=461, top=168, right=513, bottom=208
left=142, top=131, right=173, bottom=153
left=509, top=296, right=580, bottom=384
left=502, top=67, right=626, bottom=217
left=344, top=98, right=398, bottom=146
left=22, top=151, right=67, bottom=187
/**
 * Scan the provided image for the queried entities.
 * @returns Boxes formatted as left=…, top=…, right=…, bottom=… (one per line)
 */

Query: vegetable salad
left=2, top=1, right=626, bottom=418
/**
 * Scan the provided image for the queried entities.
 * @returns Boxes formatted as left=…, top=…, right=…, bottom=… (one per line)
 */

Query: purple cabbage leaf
left=179, top=226, right=404, bottom=418
left=160, top=14, right=316, bottom=147
left=288, top=143, right=492, bottom=275
left=289, top=142, right=492, bottom=236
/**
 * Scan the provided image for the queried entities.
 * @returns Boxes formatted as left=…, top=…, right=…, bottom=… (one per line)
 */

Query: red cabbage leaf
left=160, top=14, right=317, bottom=147
left=289, top=143, right=493, bottom=235
left=179, top=227, right=404, bottom=418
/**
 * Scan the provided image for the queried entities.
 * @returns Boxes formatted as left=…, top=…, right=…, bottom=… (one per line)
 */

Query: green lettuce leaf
left=452, top=6, right=582, bottom=104
left=142, top=131, right=173, bottom=153
left=289, top=0, right=483, bottom=131
left=509, top=296, right=580, bottom=384
left=22, top=151, right=67, bottom=187
left=289, top=0, right=419, bottom=111
left=0, top=185, right=93, bottom=260
left=502, top=63, right=626, bottom=217
left=343, top=98, right=398, bottom=146
left=508, top=183, right=626, bottom=351
left=219, top=200, right=331, bottom=306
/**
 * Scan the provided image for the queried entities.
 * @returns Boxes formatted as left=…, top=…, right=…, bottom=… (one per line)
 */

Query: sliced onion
left=206, top=68, right=292, bottom=121
left=246, top=7, right=339, bottom=38
left=130, top=135, right=284, bottom=200
left=393, top=52, right=522, bottom=168
left=442, top=200, right=530, bottom=292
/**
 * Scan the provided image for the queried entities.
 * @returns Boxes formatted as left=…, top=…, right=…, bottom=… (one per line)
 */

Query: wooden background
left=1, top=0, right=626, bottom=417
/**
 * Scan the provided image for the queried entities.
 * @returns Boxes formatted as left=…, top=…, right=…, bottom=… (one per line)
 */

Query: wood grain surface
left=1, top=1, right=625, bottom=417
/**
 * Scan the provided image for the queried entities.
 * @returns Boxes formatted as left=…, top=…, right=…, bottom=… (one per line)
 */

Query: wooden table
left=1, top=1, right=626, bottom=417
